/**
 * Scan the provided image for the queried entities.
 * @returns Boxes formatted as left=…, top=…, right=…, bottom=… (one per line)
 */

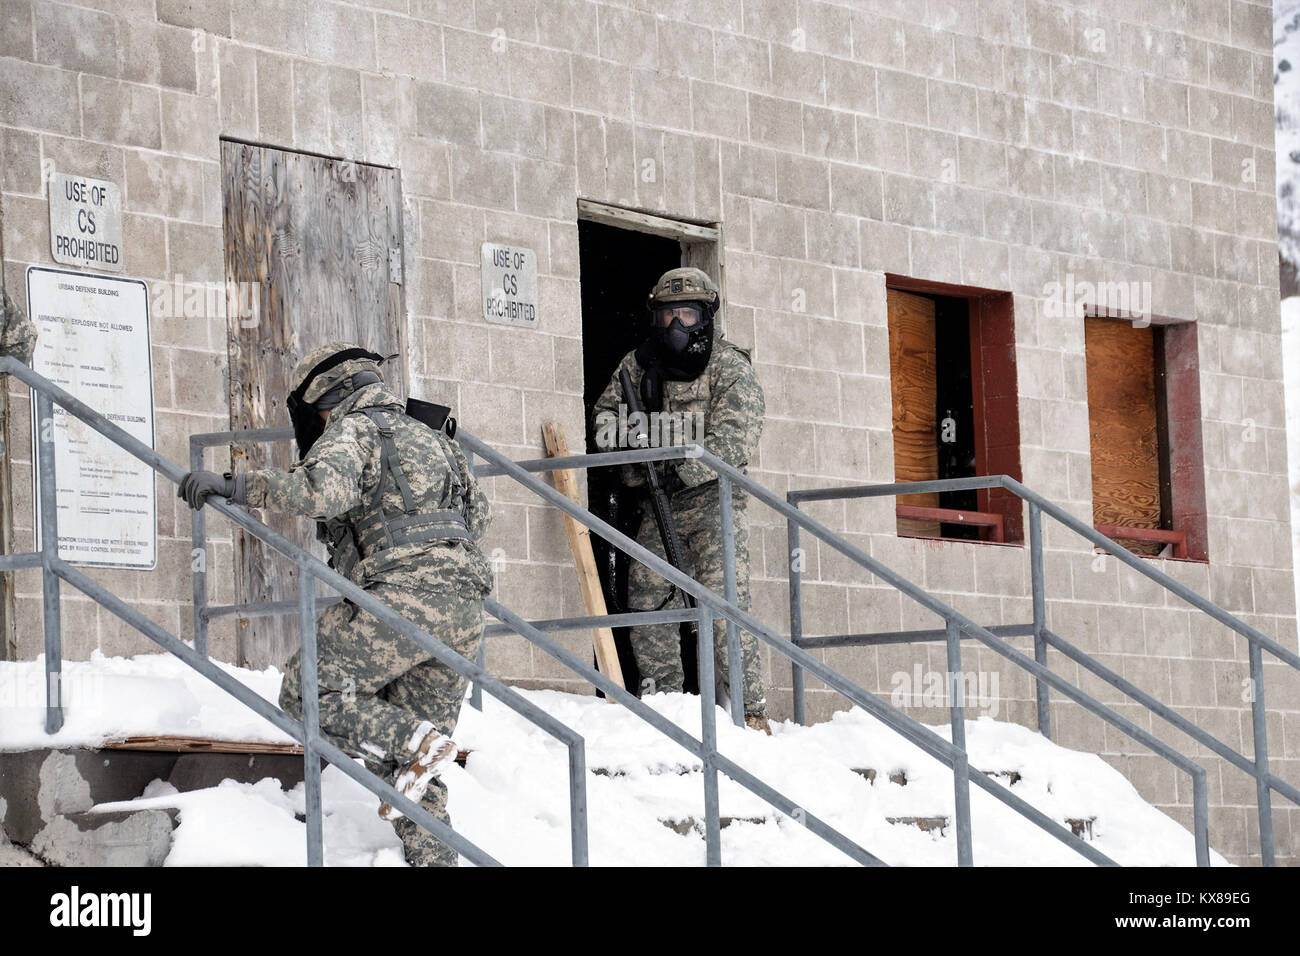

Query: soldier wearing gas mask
left=178, top=342, right=492, bottom=866
left=591, top=267, right=769, bottom=732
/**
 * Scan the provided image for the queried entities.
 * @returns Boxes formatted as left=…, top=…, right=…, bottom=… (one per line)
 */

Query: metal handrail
left=787, top=473, right=1300, bottom=866
left=5, top=344, right=1215, bottom=865
left=0, top=357, right=589, bottom=867
left=454, top=432, right=1120, bottom=866
left=192, top=424, right=1126, bottom=865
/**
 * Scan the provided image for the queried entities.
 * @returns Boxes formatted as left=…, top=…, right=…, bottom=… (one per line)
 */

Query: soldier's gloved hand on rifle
left=178, top=470, right=247, bottom=510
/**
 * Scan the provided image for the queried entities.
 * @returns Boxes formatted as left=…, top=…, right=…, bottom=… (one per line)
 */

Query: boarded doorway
left=220, top=140, right=406, bottom=668
left=576, top=201, right=721, bottom=695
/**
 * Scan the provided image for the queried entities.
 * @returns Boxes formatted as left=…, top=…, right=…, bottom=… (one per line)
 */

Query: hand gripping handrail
left=0, top=357, right=588, bottom=867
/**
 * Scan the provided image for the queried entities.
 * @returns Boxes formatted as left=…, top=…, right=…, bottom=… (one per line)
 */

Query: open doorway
left=577, top=203, right=721, bottom=694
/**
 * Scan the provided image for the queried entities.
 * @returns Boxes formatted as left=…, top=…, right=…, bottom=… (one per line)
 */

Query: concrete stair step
left=887, top=815, right=949, bottom=834
left=660, top=815, right=769, bottom=835
left=29, top=809, right=176, bottom=867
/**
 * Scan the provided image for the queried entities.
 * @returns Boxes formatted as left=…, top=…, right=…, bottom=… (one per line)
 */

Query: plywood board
left=221, top=141, right=406, bottom=667
left=1084, top=317, right=1163, bottom=555
left=887, top=288, right=941, bottom=537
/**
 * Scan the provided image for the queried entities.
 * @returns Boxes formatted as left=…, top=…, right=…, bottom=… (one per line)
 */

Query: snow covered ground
left=0, top=650, right=293, bottom=751
left=3, top=652, right=1223, bottom=867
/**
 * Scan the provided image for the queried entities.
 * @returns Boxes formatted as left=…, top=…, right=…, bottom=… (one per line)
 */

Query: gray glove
left=178, top=470, right=246, bottom=510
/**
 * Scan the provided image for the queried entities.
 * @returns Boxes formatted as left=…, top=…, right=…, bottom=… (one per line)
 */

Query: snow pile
left=4, top=651, right=1223, bottom=865
left=0, top=651, right=293, bottom=751
left=95, top=775, right=405, bottom=868
left=442, top=690, right=1226, bottom=867
left=50, top=665, right=1223, bottom=866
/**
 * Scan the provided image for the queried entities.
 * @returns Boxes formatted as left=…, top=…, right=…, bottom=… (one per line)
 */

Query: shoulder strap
left=360, top=408, right=419, bottom=549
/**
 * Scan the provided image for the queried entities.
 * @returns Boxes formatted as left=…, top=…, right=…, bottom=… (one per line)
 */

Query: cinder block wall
left=1, top=0, right=1296, bottom=864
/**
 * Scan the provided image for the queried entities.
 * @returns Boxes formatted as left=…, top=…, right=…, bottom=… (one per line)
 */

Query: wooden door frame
left=576, top=199, right=725, bottom=330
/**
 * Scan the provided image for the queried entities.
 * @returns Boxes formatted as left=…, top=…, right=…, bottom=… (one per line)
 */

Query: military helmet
left=286, top=342, right=387, bottom=457
left=646, top=267, right=719, bottom=317
left=289, top=341, right=385, bottom=405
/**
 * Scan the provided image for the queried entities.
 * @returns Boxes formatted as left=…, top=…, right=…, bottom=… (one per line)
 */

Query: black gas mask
left=647, top=301, right=714, bottom=382
left=286, top=347, right=385, bottom=457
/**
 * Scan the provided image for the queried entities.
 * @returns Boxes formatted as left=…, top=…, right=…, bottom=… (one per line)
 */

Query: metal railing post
left=298, top=561, right=323, bottom=867
left=1248, top=642, right=1275, bottom=866
left=698, top=601, right=721, bottom=865
left=567, top=739, right=589, bottom=866
left=470, top=639, right=485, bottom=711
left=36, top=392, right=63, bottom=734
left=787, top=501, right=806, bottom=726
left=1028, top=502, right=1050, bottom=739
left=945, top=619, right=973, bottom=866
left=718, top=474, right=743, bottom=727
left=189, top=437, right=209, bottom=657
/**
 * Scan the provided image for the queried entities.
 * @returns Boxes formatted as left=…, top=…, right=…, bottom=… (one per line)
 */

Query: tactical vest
left=322, top=407, right=473, bottom=580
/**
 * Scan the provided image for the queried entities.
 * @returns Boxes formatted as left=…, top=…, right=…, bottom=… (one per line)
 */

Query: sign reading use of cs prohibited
left=481, top=242, right=538, bottom=328
left=48, top=172, right=124, bottom=272
left=27, top=266, right=156, bottom=570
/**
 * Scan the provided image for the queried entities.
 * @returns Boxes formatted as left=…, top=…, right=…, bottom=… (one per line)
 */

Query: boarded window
left=885, top=278, right=1022, bottom=544
left=1084, top=316, right=1207, bottom=560
left=220, top=141, right=406, bottom=668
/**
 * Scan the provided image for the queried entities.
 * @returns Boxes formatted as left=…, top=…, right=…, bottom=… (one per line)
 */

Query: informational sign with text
left=481, top=242, right=538, bottom=328
left=47, top=172, right=124, bottom=272
left=27, top=266, right=156, bottom=569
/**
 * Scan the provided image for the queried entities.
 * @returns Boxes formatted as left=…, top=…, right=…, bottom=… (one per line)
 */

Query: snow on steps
left=0, top=654, right=1225, bottom=866
left=442, top=689, right=1224, bottom=866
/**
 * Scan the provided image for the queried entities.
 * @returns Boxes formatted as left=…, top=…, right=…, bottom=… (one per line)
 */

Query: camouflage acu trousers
left=278, top=581, right=485, bottom=867
left=626, top=481, right=764, bottom=714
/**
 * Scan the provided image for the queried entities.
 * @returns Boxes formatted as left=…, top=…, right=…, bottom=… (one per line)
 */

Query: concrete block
left=0, top=61, right=81, bottom=135
left=32, top=809, right=175, bottom=867
left=120, top=19, right=198, bottom=92
left=34, top=2, right=121, bottom=77
left=0, top=749, right=178, bottom=846
left=166, top=753, right=305, bottom=792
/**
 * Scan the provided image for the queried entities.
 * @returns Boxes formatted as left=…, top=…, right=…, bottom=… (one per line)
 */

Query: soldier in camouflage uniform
left=591, top=268, right=769, bottom=731
left=0, top=287, right=37, bottom=365
left=179, top=342, right=492, bottom=866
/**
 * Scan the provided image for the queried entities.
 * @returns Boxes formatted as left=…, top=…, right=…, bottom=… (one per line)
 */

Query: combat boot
left=379, top=721, right=459, bottom=821
left=744, top=712, right=772, bottom=735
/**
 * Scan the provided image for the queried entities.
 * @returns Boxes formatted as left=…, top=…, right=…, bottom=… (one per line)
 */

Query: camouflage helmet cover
left=646, top=267, right=719, bottom=315
left=289, top=341, right=386, bottom=405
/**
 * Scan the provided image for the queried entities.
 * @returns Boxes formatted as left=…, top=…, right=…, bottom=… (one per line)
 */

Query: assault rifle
left=620, top=368, right=696, bottom=621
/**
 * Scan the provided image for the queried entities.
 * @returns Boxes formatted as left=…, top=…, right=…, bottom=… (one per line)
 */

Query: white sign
left=48, top=172, right=123, bottom=272
left=481, top=242, right=538, bottom=327
left=27, top=267, right=156, bottom=570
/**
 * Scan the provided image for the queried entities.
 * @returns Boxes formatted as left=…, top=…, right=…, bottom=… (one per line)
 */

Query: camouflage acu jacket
left=591, top=330, right=764, bottom=505
left=244, top=382, right=493, bottom=595
left=1, top=288, right=37, bottom=366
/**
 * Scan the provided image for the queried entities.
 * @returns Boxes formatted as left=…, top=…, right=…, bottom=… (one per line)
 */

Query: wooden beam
left=577, top=199, right=718, bottom=242
left=103, top=735, right=304, bottom=754
left=541, top=421, right=626, bottom=692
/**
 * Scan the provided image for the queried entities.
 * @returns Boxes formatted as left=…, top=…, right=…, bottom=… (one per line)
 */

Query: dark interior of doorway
left=577, top=219, right=702, bottom=695
left=913, top=291, right=981, bottom=539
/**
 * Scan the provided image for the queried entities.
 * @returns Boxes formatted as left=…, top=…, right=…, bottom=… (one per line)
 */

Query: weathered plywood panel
left=1084, top=317, right=1163, bottom=555
left=221, top=141, right=405, bottom=668
left=887, top=288, right=940, bottom=537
